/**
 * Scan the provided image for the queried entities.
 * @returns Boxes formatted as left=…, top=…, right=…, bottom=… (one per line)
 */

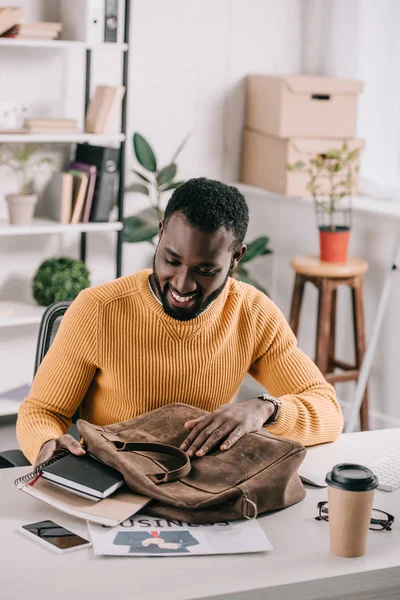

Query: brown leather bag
left=77, top=403, right=306, bottom=523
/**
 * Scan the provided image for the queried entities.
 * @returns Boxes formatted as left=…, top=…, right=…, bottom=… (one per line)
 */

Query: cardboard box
left=241, top=129, right=363, bottom=197
left=246, top=75, right=363, bottom=139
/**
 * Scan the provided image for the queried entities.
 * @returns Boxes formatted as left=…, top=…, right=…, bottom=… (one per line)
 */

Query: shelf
left=0, top=219, right=123, bottom=237
left=0, top=38, right=128, bottom=51
left=0, top=132, right=125, bottom=144
left=0, top=301, right=45, bottom=328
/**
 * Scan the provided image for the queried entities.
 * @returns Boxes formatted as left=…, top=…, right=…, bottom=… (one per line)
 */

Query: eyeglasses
left=315, top=501, right=395, bottom=531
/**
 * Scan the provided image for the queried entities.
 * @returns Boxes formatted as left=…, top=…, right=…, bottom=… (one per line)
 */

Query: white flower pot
left=5, top=193, right=38, bottom=225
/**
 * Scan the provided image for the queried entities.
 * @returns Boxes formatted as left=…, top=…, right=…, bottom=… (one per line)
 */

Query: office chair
left=0, top=301, right=72, bottom=468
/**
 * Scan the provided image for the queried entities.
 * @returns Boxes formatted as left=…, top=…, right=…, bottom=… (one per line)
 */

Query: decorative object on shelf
left=123, top=133, right=273, bottom=294
left=0, top=144, right=53, bottom=225
left=0, top=102, right=27, bottom=131
left=32, top=257, right=90, bottom=306
left=287, top=141, right=361, bottom=263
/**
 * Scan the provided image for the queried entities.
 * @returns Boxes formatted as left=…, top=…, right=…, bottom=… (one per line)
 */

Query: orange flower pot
left=319, top=227, right=350, bottom=263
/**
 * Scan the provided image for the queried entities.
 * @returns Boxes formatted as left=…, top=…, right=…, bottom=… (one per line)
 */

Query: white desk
left=1, top=428, right=400, bottom=600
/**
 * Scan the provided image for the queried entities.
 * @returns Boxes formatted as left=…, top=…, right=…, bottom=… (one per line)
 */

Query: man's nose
left=172, top=268, right=197, bottom=295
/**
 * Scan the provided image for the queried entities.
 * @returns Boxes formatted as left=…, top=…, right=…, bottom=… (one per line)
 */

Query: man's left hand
left=180, top=398, right=274, bottom=457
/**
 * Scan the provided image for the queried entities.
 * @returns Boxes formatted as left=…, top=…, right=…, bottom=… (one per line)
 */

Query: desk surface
left=1, top=428, right=400, bottom=600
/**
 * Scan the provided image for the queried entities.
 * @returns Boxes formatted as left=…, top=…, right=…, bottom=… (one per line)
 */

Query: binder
left=75, top=144, right=119, bottom=222
left=59, top=0, right=105, bottom=44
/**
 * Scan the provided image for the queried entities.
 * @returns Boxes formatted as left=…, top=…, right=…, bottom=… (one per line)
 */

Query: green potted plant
left=287, top=142, right=360, bottom=263
left=32, top=257, right=90, bottom=306
left=123, top=133, right=273, bottom=294
left=0, top=144, right=52, bottom=226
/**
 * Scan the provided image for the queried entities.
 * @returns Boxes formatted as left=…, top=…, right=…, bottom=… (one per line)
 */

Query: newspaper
left=88, top=513, right=273, bottom=556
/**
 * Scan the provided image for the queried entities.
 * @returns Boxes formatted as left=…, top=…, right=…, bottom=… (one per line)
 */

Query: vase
left=319, top=226, right=350, bottom=262
left=5, top=193, right=38, bottom=225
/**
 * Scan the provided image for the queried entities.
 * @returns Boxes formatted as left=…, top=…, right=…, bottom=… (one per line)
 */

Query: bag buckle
left=114, top=441, right=127, bottom=451
left=243, top=496, right=258, bottom=520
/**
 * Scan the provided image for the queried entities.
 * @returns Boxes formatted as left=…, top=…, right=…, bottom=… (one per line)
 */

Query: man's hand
left=180, top=398, right=274, bottom=457
left=34, top=434, right=85, bottom=467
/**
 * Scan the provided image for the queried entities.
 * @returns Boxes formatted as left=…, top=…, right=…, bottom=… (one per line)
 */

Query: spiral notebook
left=15, top=451, right=150, bottom=527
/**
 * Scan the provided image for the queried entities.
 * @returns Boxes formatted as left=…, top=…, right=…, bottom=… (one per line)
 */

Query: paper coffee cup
left=325, top=463, right=378, bottom=558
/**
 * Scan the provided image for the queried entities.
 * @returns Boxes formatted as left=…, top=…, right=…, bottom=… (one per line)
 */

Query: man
left=17, top=178, right=343, bottom=466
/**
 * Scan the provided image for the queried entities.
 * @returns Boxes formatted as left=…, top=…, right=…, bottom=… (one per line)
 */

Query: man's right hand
left=34, top=434, right=85, bottom=467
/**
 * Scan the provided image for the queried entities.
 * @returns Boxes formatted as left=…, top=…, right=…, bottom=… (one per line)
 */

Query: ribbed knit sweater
left=17, top=270, right=343, bottom=463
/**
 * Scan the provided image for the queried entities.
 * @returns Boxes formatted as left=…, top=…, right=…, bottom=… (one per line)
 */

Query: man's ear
left=230, top=244, right=247, bottom=270
left=158, top=220, right=164, bottom=240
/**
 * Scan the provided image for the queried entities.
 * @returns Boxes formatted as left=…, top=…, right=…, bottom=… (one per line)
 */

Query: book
left=69, top=170, right=89, bottom=223
left=69, top=161, right=97, bottom=222
left=40, top=172, right=74, bottom=224
left=41, top=452, right=124, bottom=499
left=75, top=144, right=119, bottom=222
left=26, top=118, right=79, bottom=129
left=14, top=453, right=150, bottom=527
left=88, top=514, right=273, bottom=556
left=3, top=22, right=62, bottom=40
left=85, top=85, right=125, bottom=134
left=0, top=7, right=26, bottom=37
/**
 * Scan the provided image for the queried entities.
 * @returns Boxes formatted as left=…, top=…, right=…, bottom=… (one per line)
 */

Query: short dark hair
left=163, top=178, right=249, bottom=250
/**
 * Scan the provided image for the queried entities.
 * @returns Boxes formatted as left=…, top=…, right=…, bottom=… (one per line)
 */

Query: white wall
left=0, top=0, right=303, bottom=393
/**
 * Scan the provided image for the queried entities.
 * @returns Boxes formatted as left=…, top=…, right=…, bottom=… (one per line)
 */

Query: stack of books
left=0, top=7, right=26, bottom=37
left=25, top=118, right=79, bottom=134
left=40, top=144, right=119, bottom=224
left=2, top=21, right=62, bottom=40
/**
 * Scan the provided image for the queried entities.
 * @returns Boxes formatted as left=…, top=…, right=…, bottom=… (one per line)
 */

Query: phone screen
left=21, top=520, right=90, bottom=550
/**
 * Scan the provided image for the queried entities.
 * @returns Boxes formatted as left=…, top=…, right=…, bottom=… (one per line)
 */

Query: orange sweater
left=17, top=270, right=343, bottom=463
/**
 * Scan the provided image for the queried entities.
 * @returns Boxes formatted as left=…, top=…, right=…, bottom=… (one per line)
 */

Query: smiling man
left=17, top=178, right=343, bottom=465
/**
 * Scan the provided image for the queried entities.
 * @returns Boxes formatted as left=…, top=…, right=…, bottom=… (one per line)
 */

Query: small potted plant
left=32, top=257, right=90, bottom=306
left=287, top=142, right=360, bottom=263
left=0, top=144, right=52, bottom=225
left=123, top=133, right=273, bottom=294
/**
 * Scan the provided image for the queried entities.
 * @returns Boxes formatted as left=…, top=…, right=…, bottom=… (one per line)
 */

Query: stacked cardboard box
left=241, top=75, right=363, bottom=197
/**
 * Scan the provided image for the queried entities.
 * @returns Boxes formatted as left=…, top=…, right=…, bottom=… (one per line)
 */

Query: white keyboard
left=369, top=448, right=400, bottom=492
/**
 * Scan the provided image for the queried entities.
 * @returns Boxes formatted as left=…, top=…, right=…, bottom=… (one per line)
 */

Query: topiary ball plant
left=32, top=257, right=90, bottom=306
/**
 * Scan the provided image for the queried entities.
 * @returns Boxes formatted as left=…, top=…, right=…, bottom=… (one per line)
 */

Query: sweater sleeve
left=248, top=297, right=343, bottom=446
left=16, top=290, right=99, bottom=463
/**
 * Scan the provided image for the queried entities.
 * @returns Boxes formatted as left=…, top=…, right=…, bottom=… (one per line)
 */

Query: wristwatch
left=257, top=394, right=282, bottom=426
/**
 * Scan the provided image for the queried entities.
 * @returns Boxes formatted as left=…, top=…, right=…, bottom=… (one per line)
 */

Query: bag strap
left=111, top=441, right=191, bottom=484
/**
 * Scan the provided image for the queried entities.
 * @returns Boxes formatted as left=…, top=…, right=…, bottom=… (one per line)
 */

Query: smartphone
left=19, top=520, right=91, bottom=554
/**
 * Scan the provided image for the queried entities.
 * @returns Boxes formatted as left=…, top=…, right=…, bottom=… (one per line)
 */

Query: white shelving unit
left=0, top=302, right=46, bottom=328
left=0, top=38, right=128, bottom=51
left=0, top=218, right=123, bottom=237
left=0, top=133, right=125, bottom=144
left=0, top=1, right=131, bottom=338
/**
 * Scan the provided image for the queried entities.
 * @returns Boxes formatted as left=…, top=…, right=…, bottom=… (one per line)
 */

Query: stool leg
left=328, top=287, right=337, bottom=373
left=352, top=275, right=369, bottom=431
left=315, top=278, right=334, bottom=375
left=289, top=274, right=306, bottom=336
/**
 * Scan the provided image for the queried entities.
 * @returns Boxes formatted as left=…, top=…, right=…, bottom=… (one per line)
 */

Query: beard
left=152, top=254, right=229, bottom=321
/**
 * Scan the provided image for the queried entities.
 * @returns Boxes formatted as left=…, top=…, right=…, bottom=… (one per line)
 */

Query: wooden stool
left=289, top=256, right=370, bottom=431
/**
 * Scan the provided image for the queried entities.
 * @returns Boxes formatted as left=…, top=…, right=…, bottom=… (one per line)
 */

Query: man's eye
left=165, top=258, right=180, bottom=266
left=198, top=269, right=218, bottom=276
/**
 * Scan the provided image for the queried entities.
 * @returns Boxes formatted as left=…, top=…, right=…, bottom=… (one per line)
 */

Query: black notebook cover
left=42, top=453, right=124, bottom=498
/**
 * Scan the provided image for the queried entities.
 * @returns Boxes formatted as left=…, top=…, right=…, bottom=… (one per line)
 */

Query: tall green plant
left=123, top=133, right=273, bottom=295
left=123, top=132, right=186, bottom=244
